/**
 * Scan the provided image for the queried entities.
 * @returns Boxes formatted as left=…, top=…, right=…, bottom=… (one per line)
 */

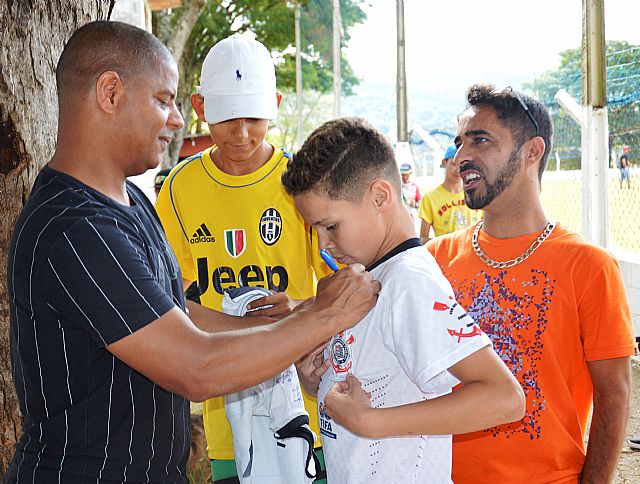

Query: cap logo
left=236, top=69, right=242, bottom=81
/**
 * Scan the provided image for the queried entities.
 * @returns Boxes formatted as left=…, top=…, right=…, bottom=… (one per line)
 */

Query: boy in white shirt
left=281, top=117, right=525, bottom=484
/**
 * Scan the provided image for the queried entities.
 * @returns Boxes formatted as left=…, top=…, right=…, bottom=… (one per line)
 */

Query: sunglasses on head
left=491, top=86, right=540, bottom=138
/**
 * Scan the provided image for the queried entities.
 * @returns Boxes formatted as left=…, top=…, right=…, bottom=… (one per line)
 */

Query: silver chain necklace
left=472, top=220, right=557, bottom=269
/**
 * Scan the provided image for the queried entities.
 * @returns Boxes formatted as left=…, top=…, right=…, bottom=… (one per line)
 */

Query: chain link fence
left=535, top=45, right=640, bottom=253
left=409, top=129, right=455, bottom=178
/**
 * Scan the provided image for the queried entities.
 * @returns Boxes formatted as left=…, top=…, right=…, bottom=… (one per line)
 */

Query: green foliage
left=267, top=89, right=334, bottom=150
left=525, top=40, right=640, bottom=104
left=524, top=41, right=640, bottom=171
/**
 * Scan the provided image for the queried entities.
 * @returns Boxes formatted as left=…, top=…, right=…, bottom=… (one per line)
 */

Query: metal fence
left=406, top=46, right=640, bottom=254
left=408, top=129, right=455, bottom=177
left=537, top=45, right=640, bottom=254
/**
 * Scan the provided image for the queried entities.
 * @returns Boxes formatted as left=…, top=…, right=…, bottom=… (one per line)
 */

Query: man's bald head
left=56, top=21, right=174, bottom=104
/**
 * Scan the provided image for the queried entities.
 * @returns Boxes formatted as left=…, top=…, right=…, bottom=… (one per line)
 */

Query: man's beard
left=463, top=147, right=522, bottom=210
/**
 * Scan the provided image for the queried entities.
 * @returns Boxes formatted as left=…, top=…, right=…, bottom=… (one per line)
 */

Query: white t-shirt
left=317, top=244, right=492, bottom=484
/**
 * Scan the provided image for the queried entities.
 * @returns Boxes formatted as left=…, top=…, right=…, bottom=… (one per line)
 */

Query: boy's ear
left=370, top=179, right=393, bottom=210
left=191, top=93, right=207, bottom=122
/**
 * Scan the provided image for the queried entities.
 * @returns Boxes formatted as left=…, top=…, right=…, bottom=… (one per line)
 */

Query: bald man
left=5, top=21, right=379, bottom=483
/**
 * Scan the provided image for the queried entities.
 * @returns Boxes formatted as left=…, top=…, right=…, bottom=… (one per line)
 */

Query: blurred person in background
left=400, top=162, right=421, bottom=213
left=418, top=145, right=482, bottom=243
left=619, top=153, right=631, bottom=189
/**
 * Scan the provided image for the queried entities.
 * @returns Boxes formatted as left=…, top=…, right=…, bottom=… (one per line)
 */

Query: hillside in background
left=341, top=80, right=463, bottom=140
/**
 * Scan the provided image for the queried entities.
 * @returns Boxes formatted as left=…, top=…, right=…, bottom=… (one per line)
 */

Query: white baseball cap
left=199, top=34, right=278, bottom=124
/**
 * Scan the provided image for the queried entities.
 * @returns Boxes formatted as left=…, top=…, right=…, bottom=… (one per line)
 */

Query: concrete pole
left=396, top=0, right=408, bottom=142
left=295, top=0, right=303, bottom=148
left=333, top=0, right=341, bottom=118
left=581, top=0, right=609, bottom=247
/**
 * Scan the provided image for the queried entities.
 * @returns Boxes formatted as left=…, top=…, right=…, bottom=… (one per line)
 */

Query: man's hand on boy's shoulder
left=296, top=341, right=331, bottom=396
left=324, top=374, right=373, bottom=437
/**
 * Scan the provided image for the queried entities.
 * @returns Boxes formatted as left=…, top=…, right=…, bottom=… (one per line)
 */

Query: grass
left=188, top=459, right=211, bottom=484
left=541, top=171, right=640, bottom=253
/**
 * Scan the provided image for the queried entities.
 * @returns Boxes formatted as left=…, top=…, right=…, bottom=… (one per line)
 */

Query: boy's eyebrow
left=309, top=217, right=331, bottom=226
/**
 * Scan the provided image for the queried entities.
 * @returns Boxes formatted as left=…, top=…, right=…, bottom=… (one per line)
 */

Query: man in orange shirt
left=427, top=84, right=636, bottom=483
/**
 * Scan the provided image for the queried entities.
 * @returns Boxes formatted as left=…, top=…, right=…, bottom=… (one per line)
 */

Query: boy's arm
left=296, top=340, right=331, bottom=396
left=417, top=197, right=433, bottom=244
left=185, top=299, right=275, bottom=332
left=420, top=219, right=432, bottom=244
left=324, top=346, right=524, bottom=439
left=244, top=291, right=300, bottom=317
left=179, top=276, right=273, bottom=332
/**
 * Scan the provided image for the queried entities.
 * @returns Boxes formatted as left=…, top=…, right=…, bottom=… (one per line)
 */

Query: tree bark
left=0, top=0, right=113, bottom=474
left=156, top=0, right=208, bottom=168
left=167, top=0, right=207, bottom=68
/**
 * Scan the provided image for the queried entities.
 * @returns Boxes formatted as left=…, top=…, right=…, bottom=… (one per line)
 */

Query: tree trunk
left=155, top=0, right=208, bottom=168
left=0, top=0, right=113, bottom=474
left=167, top=0, right=207, bottom=68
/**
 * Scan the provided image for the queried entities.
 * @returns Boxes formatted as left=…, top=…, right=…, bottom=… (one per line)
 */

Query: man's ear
left=525, top=136, right=546, bottom=168
left=96, top=71, right=124, bottom=114
left=191, top=93, right=207, bottom=122
left=370, top=179, right=394, bottom=211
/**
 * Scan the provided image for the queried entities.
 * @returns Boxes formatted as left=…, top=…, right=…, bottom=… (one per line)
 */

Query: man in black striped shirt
left=5, top=21, right=380, bottom=483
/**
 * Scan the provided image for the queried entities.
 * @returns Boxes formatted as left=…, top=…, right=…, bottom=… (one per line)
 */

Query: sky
left=345, top=0, right=640, bottom=98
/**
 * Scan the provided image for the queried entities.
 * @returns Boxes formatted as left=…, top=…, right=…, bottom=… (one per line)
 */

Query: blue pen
left=320, top=249, right=340, bottom=272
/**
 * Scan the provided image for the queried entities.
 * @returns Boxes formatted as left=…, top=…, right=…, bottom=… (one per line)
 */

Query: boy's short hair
left=282, top=117, right=400, bottom=201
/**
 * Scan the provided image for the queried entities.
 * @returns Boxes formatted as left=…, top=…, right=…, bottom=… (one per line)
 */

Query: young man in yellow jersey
left=155, top=34, right=332, bottom=483
left=418, top=145, right=483, bottom=243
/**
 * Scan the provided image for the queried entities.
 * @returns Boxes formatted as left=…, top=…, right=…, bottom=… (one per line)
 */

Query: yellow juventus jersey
left=155, top=145, right=330, bottom=460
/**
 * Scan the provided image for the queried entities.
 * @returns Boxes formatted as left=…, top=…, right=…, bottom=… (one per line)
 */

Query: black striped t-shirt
left=6, top=166, right=189, bottom=483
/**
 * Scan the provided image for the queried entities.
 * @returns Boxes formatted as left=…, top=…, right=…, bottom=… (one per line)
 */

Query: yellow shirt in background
left=418, top=184, right=483, bottom=237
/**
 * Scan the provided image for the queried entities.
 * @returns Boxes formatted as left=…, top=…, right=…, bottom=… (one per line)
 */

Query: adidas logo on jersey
left=190, top=223, right=216, bottom=244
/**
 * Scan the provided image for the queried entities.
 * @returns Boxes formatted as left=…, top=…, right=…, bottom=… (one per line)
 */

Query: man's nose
left=454, top=144, right=471, bottom=166
left=168, top=103, right=184, bottom=131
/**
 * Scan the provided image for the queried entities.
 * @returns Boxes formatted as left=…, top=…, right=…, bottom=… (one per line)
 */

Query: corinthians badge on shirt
left=259, top=208, right=282, bottom=246
left=331, top=330, right=356, bottom=375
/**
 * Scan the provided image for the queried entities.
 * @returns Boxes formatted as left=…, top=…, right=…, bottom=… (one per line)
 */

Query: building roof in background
left=179, top=134, right=212, bottom=160
left=147, top=0, right=182, bottom=11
